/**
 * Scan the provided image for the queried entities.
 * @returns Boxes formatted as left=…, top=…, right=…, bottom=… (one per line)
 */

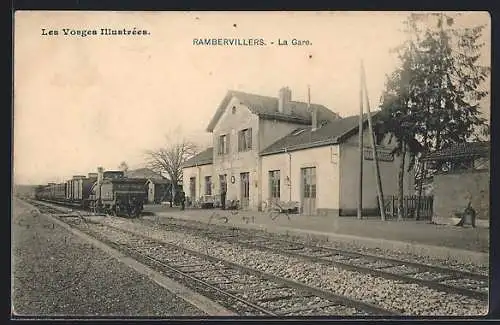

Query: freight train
left=34, top=168, right=147, bottom=218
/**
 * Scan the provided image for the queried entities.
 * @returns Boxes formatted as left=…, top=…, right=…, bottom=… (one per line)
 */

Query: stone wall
left=433, top=170, right=489, bottom=220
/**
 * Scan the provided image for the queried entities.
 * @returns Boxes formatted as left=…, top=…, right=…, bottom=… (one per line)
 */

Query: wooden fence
left=378, top=195, right=434, bottom=220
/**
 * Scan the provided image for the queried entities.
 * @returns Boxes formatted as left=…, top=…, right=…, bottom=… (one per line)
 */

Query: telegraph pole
left=361, top=61, right=386, bottom=221
left=308, top=85, right=312, bottom=143
left=357, top=61, right=364, bottom=220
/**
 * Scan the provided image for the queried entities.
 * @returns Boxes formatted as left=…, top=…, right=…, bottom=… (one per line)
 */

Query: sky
left=13, top=11, right=491, bottom=185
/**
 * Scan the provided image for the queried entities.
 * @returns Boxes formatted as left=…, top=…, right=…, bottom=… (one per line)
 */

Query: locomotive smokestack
left=97, top=167, right=104, bottom=185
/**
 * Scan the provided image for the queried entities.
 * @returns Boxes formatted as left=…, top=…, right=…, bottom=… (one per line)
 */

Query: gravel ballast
left=11, top=200, right=204, bottom=317
left=90, top=217, right=488, bottom=316
left=147, top=217, right=489, bottom=276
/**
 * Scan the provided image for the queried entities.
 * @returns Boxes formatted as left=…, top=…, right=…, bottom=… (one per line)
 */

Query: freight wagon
left=35, top=168, right=148, bottom=218
left=35, top=183, right=66, bottom=201
left=64, top=174, right=98, bottom=209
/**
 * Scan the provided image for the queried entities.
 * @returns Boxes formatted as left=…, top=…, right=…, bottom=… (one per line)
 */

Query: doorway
left=189, top=177, right=196, bottom=202
left=300, top=167, right=317, bottom=215
left=240, top=172, right=250, bottom=208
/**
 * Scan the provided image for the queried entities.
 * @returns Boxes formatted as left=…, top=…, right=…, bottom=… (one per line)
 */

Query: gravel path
left=11, top=199, right=204, bottom=317
left=93, top=217, right=488, bottom=316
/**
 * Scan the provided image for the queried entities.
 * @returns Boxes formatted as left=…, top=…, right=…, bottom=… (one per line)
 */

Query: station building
left=125, top=168, right=174, bottom=204
left=182, top=87, right=414, bottom=216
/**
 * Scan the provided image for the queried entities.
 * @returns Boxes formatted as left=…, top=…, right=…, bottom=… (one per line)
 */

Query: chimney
left=308, top=85, right=318, bottom=131
left=278, top=87, right=292, bottom=114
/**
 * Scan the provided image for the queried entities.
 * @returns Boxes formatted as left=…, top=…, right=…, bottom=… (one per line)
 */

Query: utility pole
left=361, top=61, right=386, bottom=221
left=307, top=85, right=314, bottom=142
left=357, top=61, right=364, bottom=220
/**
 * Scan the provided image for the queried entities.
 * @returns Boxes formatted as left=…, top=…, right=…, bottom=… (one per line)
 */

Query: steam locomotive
left=34, top=168, right=147, bottom=218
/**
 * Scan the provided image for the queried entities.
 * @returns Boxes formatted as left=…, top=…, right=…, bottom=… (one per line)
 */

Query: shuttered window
left=218, top=134, right=229, bottom=155
left=238, top=128, right=252, bottom=152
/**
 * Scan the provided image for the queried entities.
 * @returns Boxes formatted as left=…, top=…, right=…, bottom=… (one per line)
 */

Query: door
left=219, top=174, right=227, bottom=193
left=148, top=182, right=154, bottom=203
left=219, top=174, right=227, bottom=204
left=240, top=172, right=250, bottom=208
left=189, top=177, right=196, bottom=201
left=205, top=176, right=212, bottom=195
left=301, top=167, right=317, bottom=215
left=269, top=170, right=281, bottom=206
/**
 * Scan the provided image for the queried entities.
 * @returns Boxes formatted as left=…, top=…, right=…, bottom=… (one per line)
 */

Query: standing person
left=220, top=186, right=226, bottom=210
left=180, top=190, right=186, bottom=211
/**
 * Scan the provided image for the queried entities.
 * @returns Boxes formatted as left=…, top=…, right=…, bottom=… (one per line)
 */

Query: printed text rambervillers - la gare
left=41, top=28, right=150, bottom=37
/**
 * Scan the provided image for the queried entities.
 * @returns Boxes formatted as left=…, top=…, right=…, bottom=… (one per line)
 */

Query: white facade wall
left=184, top=93, right=413, bottom=216
left=339, top=129, right=414, bottom=213
left=261, top=145, right=341, bottom=215
left=211, top=97, right=261, bottom=210
left=182, top=164, right=214, bottom=202
left=208, top=96, right=308, bottom=210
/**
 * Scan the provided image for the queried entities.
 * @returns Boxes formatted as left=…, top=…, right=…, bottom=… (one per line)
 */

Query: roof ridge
left=260, top=113, right=378, bottom=156
left=230, top=89, right=328, bottom=107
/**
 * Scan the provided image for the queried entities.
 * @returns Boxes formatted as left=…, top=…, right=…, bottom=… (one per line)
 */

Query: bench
left=272, top=200, right=300, bottom=213
left=265, top=200, right=300, bottom=221
left=191, top=195, right=216, bottom=209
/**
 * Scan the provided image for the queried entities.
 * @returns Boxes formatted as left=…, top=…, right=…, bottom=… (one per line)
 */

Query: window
left=269, top=170, right=280, bottom=199
left=238, top=128, right=252, bottom=152
left=232, top=106, right=236, bottom=114
left=204, top=176, right=212, bottom=195
left=218, top=134, right=229, bottom=155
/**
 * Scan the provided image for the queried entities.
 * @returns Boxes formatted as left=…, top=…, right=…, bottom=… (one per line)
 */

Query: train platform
left=144, top=205, right=489, bottom=265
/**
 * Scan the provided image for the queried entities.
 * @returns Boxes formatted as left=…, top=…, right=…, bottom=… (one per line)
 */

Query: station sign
left=363, top=147, right=394, bottom=162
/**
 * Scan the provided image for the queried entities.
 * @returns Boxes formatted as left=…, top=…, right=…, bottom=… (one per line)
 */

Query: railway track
left=136, top=216, right=489, bottom=301
left=58, top=216, right=394, bottom=316
left=27, top=198, right=85, bottom=211
left=25, top=199, right=488, bottom=315
left=25, top=199, right=105, bottom=217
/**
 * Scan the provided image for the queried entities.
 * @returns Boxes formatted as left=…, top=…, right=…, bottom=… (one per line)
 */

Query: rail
left=149, top=218, right=488, bottom=301
left=63, top=219, right=394, bottom=316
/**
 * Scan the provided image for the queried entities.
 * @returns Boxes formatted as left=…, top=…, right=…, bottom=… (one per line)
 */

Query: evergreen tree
left=377, top=12, right=489, bottom=219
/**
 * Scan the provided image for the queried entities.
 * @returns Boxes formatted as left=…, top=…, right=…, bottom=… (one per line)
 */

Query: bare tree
left=118, top=161, right=129, bottom=172
left=145, top=137, right=199, bottom=207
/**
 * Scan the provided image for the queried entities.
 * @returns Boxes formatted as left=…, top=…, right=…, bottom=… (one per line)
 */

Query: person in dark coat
left=180, top=190, right=186, bottom=211
left=456, top=201, right=476, bottom=228
left=220, top=187, right=226, bottom=210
